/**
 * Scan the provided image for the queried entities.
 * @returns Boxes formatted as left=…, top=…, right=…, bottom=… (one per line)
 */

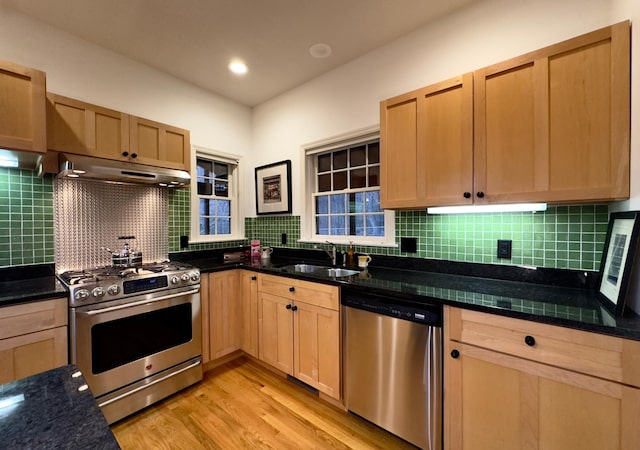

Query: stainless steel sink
left=279, top=264, right=359, bottom=278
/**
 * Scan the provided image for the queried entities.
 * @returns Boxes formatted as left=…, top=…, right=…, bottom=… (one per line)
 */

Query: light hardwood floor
left=111, top=356, right=416, bottom=449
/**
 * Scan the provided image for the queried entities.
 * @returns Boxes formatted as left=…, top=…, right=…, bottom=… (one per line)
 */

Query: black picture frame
left=255, top=160, right=292, bottom=215
left=597, top=211, right=640, bottom=316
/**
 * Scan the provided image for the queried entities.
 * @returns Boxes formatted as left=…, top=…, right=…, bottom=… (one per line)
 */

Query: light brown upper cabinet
left=380, top=21, right=630, bottom=209
left=380, top=73, right=473, bottom=209
left=47, top=93, right=190, bottom=171
left=0, top=60, right=47, bottom=154
left=474, top=21, right=630, bottom=204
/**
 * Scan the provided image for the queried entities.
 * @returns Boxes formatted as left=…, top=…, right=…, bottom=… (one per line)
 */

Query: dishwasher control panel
left=342, top=290, right=442, bottom=326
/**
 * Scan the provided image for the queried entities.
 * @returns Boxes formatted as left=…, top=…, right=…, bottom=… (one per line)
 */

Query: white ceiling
left=2, top=0, right=477, bottom=107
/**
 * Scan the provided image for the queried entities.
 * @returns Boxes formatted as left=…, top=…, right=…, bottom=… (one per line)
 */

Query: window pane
left=214, top=180, right=228, bottom=197
left=368, top=166, right=379, bottom=187
left=354, top=192, right=365, bottom=213
left=197, top=178, right=212, bottom=196
left=199, top=199, right=207, bottom=215
left=197, top=158, right=213, bottom=178
left=316, top=196, right=329, bottom=214
left=366, top=191, right=382, bottom=212
left=217, top=218, right=230, bottom=234
left=350, top=168, right=366, bottom=188
left=214, top=162, right=228, bottom=179
left=355, top=215, right=365, bottom=236
left=217, top=200, right=230, bottom=216
left=333, top=171, right=347, bottom=190
left=318, top=154, right=331, bottom=172
left=318, top=173, right=331, bottom=192
left=367, top=214, right=385, bottom=236
left=208, top=200, right=215, bottom=216
left=330, top=194, right=346, bottom=214
left=330, top=215, right=346, bottom=235
left=350, top=146, right=366, bottom=167
left=316, top=216, right=329, bottom=235
left=368, top=142, right=380, bottom=164
left=199, top=218, right=208, bottom=235
left=333, top=150, right=347, bottom=170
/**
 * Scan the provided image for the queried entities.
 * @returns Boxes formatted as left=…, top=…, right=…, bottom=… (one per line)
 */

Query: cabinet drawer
left=258, top=274, right=339, bottom=310
left=0, top=298, right=68, bottom=340
left=447, top=307, right=640, bottom=387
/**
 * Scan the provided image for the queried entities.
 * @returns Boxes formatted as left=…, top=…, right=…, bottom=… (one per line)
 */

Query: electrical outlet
left=281, top=233, right=287, bottom=245
left=497, top=239, right=512, bottom=259
left=400, top=237, right=418, bottom=253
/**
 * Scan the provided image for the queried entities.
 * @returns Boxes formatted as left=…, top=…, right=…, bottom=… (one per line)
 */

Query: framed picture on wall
left=255, top=160, right=292, bottom=215
left=597, top=211, right=640, bottom=316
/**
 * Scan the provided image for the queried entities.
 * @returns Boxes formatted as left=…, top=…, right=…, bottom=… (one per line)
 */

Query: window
left=302, top=129, right=395, bottom=247
left=190, top=147, right=243, bottom=242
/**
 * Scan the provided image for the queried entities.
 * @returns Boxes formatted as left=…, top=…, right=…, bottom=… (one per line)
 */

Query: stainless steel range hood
left=58, top=153, right=190, bottom=187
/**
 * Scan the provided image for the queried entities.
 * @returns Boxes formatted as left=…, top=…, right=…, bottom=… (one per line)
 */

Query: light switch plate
left=497, top=239, right=512, bottom=259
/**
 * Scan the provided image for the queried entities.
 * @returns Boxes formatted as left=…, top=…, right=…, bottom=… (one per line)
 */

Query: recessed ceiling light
left=309, top=43, right=332, bottom=59
left=228, top=60, right=248, bottom=75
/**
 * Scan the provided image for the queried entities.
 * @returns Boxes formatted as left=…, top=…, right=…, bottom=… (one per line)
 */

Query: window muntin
left=313, top=140, right=384, bottom=237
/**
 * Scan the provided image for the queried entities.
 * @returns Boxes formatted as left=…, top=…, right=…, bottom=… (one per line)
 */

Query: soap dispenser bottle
left=346, top=241, right=355, bottom=268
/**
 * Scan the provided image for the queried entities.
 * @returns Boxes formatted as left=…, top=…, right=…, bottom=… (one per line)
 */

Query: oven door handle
left=81, top=288, right=199, bottom=315
left=97, top=358, right=202, bottom=408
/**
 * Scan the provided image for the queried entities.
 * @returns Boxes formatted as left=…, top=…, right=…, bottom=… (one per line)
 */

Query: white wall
left=251, top=0, right=638, bottom=216
left=0, top=9, right=252, bottom=157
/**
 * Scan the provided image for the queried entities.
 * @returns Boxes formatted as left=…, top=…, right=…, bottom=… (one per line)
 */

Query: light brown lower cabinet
left=240, top=270, right=259, bottom=358
left=0, top=298, right=68, bottom=384
left=444, top=306, right=640, bottom=450
left=258, top=274, right=341, bottom=400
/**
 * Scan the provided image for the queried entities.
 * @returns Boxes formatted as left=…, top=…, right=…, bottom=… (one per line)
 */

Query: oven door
left=70, top=286, right=201, bottom=398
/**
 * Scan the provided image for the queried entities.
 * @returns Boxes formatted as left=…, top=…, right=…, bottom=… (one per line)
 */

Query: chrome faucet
left=323, top=241, right=337, bottom=266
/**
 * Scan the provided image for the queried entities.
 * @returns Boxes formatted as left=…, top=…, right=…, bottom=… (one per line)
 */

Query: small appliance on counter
left=101, top=236, right=142, bottom=267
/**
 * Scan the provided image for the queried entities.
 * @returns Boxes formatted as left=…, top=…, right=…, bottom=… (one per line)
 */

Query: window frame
left=189, top=146, right=244, bottom=243
left=300, top=127, right=396, bottom=247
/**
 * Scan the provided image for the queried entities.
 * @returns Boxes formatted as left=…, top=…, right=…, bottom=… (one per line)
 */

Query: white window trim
left=299, top=126, right=396, bottom=247
left=189, top=145, right=245, bottom=243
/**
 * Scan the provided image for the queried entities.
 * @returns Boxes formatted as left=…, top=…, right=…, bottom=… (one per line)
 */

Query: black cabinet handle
left=291, top=305, right=298, bottom=312
left=122, top=151, right=129, bottom=157
left=286, top=304, right=292, bottom=310
left=524, top=335, right=536, bottom=347
left=131, top=153, right=138, bottom=159
left=476, top=191, right=485, bottom=198
left=451, top=349, right=460, bottom=359
left=289, top=287, right=295, bottom=292
left=463, top=192, right=471, bottom=199
left=251, top=276, right=257, bottom=281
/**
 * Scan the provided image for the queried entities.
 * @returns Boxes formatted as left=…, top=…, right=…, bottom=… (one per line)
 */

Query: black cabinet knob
left=476, top=191, right=485, bottom=198
left=463, top=192, right=471, bottom=199
left=450, top=349, right=460, bottom=359
left=291, top=305, right=298, bottom=312
left=289, top=287, right=295, bottom=292
left=131, top=153, right=138, bottom=159
left=122, top=151, right=129, bottom=157
left=251, top=276, right=257, bottom=281
left=524, top=335, right=536, bottom=347
left=286, top=304, right=292, bottom=310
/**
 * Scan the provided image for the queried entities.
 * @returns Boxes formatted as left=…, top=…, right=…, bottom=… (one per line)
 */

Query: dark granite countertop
left=171, top=247, right=640, bottom=341
left=0, top=264, right=68, bottom=307
left=0, top=365, right=120, bottom=449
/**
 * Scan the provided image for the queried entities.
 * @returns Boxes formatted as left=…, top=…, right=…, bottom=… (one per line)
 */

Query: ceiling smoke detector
left=309, top=43, right=332, bottom=59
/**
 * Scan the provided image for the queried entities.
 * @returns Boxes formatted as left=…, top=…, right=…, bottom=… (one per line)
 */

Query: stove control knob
left=75, top=289, right=90, bottom=301
left=190, top=272, right=200, bottom=282
left=107, top=285, right=120, bottom=296
left=171, top=276, right=180, bottom=284
left=92, top=287, right=106, bottom=298
left=181, top=273, right=190, bottom=282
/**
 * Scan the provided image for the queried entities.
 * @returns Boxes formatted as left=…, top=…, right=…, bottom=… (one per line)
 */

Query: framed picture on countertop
left=597, top=211, right=640, bottom=316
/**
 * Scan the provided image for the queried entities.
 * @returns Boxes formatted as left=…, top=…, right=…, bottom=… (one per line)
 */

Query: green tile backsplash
left=0, top=169, right=609, bottom=273
left=0, top=168, right=55, bottom=267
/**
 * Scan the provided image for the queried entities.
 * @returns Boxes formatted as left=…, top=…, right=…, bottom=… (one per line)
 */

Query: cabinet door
left=129, top=116, right=190, bottom=171
left=293, top=301, right=340, bottom=399
left=474, top=21, right=630, bottom=204
left=0, top=326, right=68, bottom=384
left=208, top=271, right=241, bottom=360
left=258, top=292, right=293, bottom=374
left=240, top=271, right=259, bottom=357
left=380, top=73, right=473, bottom=209
left=445, top=342, right=640, bottom=450
left=46, top=93, right=129, bottom=159
left=0, top=59, right=46, bottom=154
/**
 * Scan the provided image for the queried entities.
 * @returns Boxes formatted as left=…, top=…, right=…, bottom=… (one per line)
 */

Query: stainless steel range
left=59, top=261, right=202, bottom=424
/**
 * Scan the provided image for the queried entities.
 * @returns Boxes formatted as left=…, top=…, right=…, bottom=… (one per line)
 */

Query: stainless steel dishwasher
left=343, top=287, right=442, bottom=450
